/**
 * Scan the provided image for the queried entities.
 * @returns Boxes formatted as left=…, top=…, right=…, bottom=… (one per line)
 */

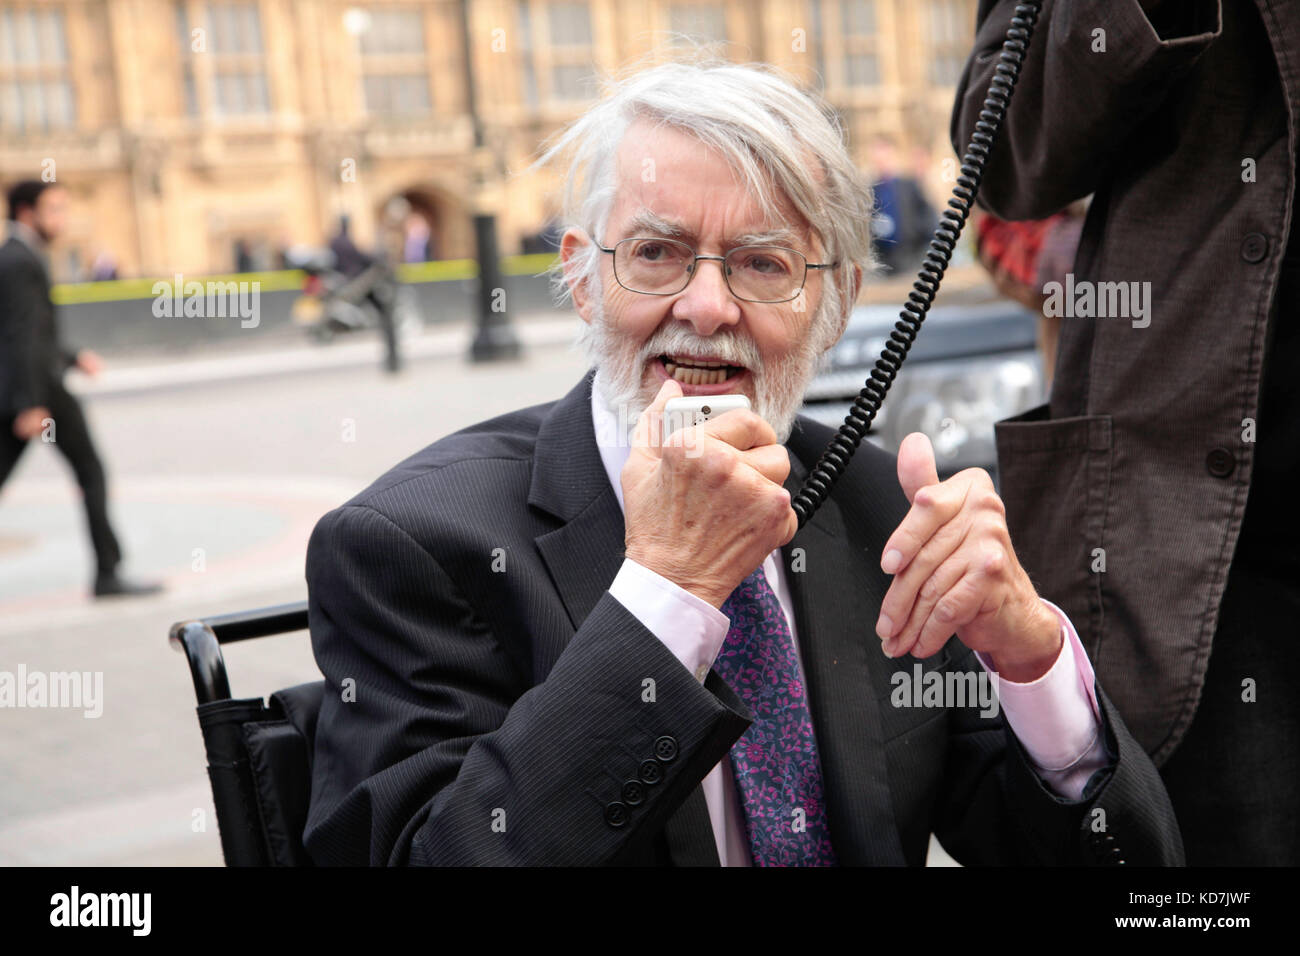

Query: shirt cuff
left=975, top=599, right=1107, bottom=793
left=607, top=557, right=731, bottom=683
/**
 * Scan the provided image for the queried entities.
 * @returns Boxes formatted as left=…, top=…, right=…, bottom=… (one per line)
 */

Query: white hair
left=528, top=55, right=880, bottom=358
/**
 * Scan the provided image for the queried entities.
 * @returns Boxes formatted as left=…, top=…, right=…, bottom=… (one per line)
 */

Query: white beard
left=577, top=294, right=825, bottom=446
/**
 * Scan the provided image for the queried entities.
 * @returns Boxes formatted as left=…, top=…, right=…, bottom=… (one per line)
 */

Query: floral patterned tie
left=714, top=565, right=838, bottom=866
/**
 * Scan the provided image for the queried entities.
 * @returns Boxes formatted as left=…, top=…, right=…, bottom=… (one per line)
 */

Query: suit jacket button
left=1241, top=233, right=1268, bottom=263
left=604, top=802, right=629, bottom=828
left=653, top=735, right=679, bottom=762
left=622, top=780, right=646, bottom=806
left=1206, top=447, right=1235, bottom=478
left=638, top=759, right=663, bottom=784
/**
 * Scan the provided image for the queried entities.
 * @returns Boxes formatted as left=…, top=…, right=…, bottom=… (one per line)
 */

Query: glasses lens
left=615, top=238, right=693, bottom=294
left=725, top=245, right=805, bottom=302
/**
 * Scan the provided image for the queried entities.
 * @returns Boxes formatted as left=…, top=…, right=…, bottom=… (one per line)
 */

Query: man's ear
left=821, top=263, right=866, bottom=353
left=560, top=228, right=594, bottom=324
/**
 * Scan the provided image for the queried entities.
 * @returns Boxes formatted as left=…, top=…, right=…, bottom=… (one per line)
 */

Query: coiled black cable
left=792, top=0, right=1044, bottom=528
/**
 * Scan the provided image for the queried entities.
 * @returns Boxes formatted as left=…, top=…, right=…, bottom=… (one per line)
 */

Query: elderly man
left=303, top=61, right=1181, bottom=866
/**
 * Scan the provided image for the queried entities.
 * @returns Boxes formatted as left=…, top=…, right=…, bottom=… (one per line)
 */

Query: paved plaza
left=0, top=315, right=589, bottom=864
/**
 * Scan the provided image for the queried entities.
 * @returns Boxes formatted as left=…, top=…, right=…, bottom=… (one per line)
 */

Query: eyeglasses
left=594, top=236, right=838, bottom=304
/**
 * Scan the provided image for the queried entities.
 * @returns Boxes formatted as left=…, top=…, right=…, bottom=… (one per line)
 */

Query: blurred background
left=0, top=0, right=1060, bottom=865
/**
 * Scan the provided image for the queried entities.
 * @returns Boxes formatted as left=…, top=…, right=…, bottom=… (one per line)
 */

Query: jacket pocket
left=994, top=404, right=1113, bottom=663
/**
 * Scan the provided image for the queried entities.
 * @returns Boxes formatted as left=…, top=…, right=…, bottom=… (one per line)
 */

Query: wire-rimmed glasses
left=595, top=236, right=838, bottom=304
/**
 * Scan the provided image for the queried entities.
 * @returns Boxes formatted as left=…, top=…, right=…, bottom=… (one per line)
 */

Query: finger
left=880, top=474, right=973, bottom=576
left=777, top=500, right=799, bottom=547
left=737, top=443, right=792, bottom=487
left=877, top=515, right=971, bottom=643
left=897, top=432, right=940, bottom=504
left=632, top=378, right=683, bottom=452
left=901, top=549, right=1006, bottom=660
left=692, top=408, right=777, bottom=452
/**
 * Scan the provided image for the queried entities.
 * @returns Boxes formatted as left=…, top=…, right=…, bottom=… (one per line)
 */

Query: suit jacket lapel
left=529, top=368, right=627, bottom=639
left=528, top=369, right=721, bottom=865
left=780, top=429, right=906, bottom=866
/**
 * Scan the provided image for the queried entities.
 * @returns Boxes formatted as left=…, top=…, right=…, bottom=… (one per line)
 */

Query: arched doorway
left=376, top=186, right=462, bottom=264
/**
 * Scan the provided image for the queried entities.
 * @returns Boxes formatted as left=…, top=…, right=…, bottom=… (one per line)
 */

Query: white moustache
left=640, top=335, right=763, bottom=372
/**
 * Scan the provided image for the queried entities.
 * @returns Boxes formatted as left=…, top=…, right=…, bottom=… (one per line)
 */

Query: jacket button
left=1206, top=447, right=1236, bottom=478
left=638, top=759, right=663, bottom=785
left=621, top=780, right=646, bottom=806
left=604, top=801, right=629, bottom=828
left=1241, top=233, right=1268, bottom=263
left=653, top=735, right=679, bottom=762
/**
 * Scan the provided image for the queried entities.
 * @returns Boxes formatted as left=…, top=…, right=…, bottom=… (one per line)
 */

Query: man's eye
left=635, top=242, right=669, bottom=260
left=742, top=254, right=789, bottom=275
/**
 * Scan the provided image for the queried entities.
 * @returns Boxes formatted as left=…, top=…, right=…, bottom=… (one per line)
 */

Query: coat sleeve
left=0, top=256, right=52, bottom=412
left=931, top=643, right=1184, bottom=865
left=302, top=503, right=752, bottom=866
left=949, top=0, right=1221, bottom=220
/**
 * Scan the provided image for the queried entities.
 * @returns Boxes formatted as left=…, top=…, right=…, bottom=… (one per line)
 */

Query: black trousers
left=1159, top=557, right=1300, bottom=865
left=366, top=289, right=401, bottom=373
left=0, top=379, right=121, bottom=576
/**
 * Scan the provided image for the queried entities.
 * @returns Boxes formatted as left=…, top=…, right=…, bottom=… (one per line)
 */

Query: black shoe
left=93, top=573, right=164, bottom=599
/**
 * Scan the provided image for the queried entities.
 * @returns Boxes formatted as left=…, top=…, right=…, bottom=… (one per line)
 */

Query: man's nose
left=671, top=257, right=741, bottom=335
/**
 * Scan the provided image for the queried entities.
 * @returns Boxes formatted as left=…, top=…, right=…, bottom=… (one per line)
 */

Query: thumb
left=631, top=378, right=682, bottom=452
left=897, top=432, right=939, bottom=504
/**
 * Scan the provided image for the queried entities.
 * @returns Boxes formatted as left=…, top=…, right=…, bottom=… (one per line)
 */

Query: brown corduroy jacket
left=951, top=0, right=1298, bottom=764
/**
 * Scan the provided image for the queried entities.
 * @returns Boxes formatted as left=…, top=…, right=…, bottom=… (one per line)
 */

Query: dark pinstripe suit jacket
left=302, top=368, right=1184, bottom=866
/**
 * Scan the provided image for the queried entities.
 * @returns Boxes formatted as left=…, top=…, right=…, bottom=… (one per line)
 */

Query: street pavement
left=0, top=314, right=590, bottom=865
left=0, top=309, right=957, bottom=866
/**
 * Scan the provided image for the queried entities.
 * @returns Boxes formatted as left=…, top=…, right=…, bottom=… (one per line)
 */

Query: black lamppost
left=459, top=0, right=522, bottom=362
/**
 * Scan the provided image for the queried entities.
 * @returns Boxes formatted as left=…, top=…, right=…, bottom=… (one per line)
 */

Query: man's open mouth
left=658, top=354, right=747, bottom=385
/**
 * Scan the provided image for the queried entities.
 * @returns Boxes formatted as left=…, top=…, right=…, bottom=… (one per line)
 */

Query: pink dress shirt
left=591, top=384, right=1109, bottom=866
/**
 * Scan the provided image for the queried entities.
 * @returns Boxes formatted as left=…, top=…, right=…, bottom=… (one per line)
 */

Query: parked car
left=800, top=299, right=1045, bottom=480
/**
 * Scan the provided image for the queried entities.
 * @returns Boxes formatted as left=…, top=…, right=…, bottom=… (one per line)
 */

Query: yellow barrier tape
left=50, top=254, right=561, bottom=306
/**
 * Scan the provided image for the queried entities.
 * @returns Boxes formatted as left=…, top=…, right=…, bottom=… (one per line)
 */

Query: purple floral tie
left=714, top=566, right=838, bottom=866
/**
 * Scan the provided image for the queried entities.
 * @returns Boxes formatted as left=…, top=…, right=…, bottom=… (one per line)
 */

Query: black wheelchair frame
left=169, top=600, right=322, bottom=866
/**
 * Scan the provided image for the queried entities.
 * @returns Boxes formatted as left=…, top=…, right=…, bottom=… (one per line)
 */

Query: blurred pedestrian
left=233, top=238, right=254, bottom=273
left=403, top=215, right=431, bottom=263
left=329, top=214, right=401, bottom=373
left=89, top=248, right=118, bottom=281
left=0, top=180, right=162, bottom=598
left=866, top=134, right=937, bottom=276
left=328, top=215, right=370, bottom=277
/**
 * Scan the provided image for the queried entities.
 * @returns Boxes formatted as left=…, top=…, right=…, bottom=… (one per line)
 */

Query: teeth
left=662, top=356, right=741, bottom=386
left=667, top=364, right=727, bottom=385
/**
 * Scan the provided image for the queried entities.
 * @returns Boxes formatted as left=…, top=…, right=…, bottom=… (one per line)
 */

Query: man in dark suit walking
left=303, top=61, right=1183, bottom=866
left=0, top=180, right=160, bottom=598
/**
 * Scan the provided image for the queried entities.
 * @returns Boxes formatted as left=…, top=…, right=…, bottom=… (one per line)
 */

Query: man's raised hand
left=621, top=379, right=797, bottom=609
left=875, top=432, right=1061, bottom=682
